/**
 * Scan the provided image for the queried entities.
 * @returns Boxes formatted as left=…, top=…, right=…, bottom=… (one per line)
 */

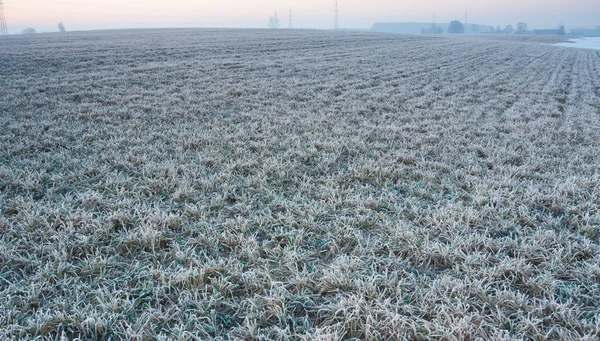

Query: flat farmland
left=1, top=29, right=600, bottom=340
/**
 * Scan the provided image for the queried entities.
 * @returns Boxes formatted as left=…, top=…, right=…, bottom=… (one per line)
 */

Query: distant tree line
left=383, top=19, right=573, bottom=36
left=569, top=26, right=600, bottom=36
left=419, top=19, right=567, bottom=36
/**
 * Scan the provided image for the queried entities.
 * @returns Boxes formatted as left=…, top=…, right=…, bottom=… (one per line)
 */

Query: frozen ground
left=1, top=29, right=600, bottom=340
left=554, top=37, right=600, bottom=50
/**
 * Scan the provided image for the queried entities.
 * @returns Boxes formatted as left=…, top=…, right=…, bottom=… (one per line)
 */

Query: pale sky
left=3, top=0, right=599, bottom=34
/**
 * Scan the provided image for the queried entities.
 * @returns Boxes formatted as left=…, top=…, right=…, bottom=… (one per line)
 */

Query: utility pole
left=288, top=7, right=292, bottom=29
left=0, top=0, right=8, bottom=36
left=465, top=11, right=468, bottom=33
left=432, top=11, right=436, bottom=26
left=334, top=1, right=339, bottom=30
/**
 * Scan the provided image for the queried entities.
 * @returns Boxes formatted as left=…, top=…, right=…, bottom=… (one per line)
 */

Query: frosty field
left=1, top=29, right=600, bottom=340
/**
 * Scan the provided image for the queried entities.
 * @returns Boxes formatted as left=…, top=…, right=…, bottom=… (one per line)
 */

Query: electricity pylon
left=334, top=1, right=339, bottom=30
left=0, top=0, right=8, bottom=36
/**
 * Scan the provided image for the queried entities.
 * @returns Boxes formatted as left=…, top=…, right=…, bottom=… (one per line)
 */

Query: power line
left=0, top=0, right=8, bottom=36
left=334, top=0, right=339, bottom=30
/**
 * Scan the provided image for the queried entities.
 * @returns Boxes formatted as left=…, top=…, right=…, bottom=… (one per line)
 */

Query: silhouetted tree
left=21, top=27, right=36, bottom=34
left=58, top=22, right=66, bottom=33
left=503, top=25, right=514, bottom=34
left=496, top=26, right=501, bottom=33
left=447, top=20, right=465, bottom=34
left=516, top=22, right=528, bottom=34
left=557, top=25, right=565, bottom=35
left=471, top=24, right=481, bottom=33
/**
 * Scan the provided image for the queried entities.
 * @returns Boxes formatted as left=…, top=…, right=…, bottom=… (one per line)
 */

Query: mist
left=3, top=0, right=599, bottom=33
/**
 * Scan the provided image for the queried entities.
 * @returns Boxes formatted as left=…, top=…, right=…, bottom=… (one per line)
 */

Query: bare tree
left=268, top=12, right=280, bottom=29
left=21, top=27, right=36, bottom=34
left=516, top=22, right=528, bottom=34
left=58, top=22, right=66, bottom=33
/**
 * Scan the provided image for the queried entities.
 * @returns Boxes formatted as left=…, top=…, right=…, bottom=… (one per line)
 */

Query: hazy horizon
left=3, top=0, right=599, bottom=34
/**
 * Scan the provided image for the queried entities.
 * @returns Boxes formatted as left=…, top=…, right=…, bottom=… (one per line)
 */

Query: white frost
left=553, top=37, right=600, bottom=50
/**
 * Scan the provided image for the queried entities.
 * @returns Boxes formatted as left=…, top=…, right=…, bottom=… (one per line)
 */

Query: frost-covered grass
left=1, top=28, right=600, bottom=340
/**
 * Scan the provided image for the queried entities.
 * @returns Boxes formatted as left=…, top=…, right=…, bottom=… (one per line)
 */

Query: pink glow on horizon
left=4, top=0, right=599, bottom=33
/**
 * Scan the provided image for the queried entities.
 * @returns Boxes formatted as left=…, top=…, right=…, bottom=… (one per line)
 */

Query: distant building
left=372, top=22, right=448, bottom=34
left=533, top=29, right=559, bottom=35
